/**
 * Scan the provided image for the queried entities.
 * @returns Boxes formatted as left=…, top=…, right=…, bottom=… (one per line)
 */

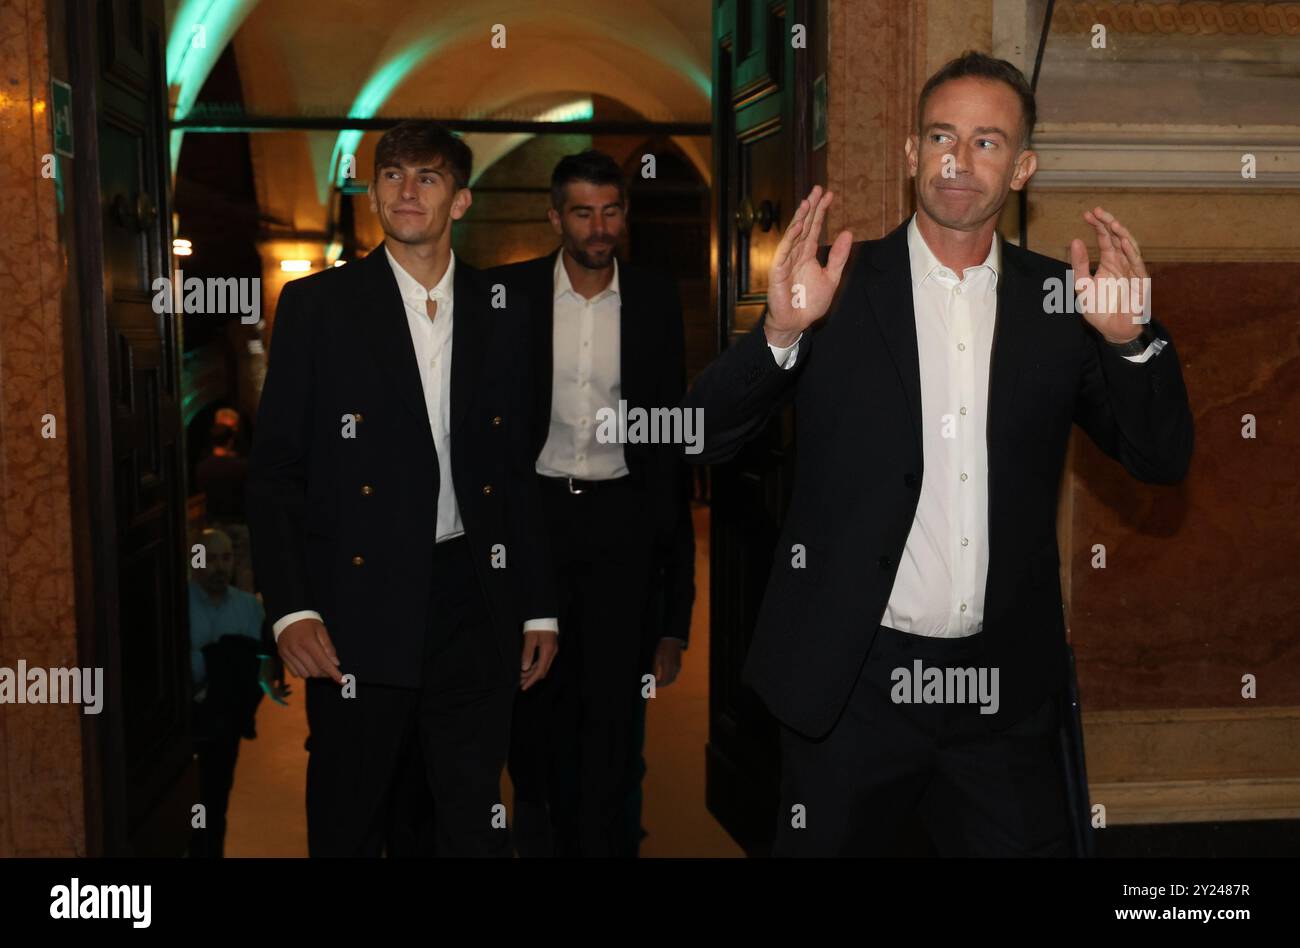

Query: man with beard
left=490, top=151, right=695, bottom=857
left=682, top=52, right=1193, bottom=856
left=249, top=121, right=557, bottom=857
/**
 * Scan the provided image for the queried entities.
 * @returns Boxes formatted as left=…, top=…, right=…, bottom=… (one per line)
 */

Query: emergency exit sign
left=51, top=78, right=73, bottom=158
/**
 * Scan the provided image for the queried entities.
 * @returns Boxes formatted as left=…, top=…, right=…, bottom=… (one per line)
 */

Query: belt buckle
left=567, top=477, right=585, bottom=495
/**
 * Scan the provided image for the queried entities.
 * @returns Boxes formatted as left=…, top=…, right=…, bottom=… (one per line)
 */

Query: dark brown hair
left=917, top=51, right=1036, bottom=150
left=550, top=150, right=626, bottom=211
left=373, top=121, right=473, bottom=190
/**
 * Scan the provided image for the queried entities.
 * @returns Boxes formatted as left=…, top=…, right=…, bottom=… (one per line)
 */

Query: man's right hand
left=277, top=617, right=344, bottom=683
left=765, top=185, right=854, bottom=348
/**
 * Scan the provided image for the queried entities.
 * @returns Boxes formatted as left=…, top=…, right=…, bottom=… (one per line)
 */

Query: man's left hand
left=520, top=629, right=558, bottom=691
left=1069, top=206, right=1150, bottom=344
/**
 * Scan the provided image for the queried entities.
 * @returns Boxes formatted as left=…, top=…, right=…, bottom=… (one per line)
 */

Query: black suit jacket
left=485, top=251, right=695, bottom=645
left=682, top=219, right=1193, bottom=738
left=247, top=247, right=556, bottom=689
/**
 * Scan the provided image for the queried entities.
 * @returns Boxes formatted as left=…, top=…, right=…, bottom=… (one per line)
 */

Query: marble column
left=0, top=0, right=85, bottom=855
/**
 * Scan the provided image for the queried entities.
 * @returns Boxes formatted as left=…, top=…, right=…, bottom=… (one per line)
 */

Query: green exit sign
left=51, top=78, right=73, bottom=158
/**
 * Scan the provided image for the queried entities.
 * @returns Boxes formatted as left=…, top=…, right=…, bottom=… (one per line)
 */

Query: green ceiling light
left=678, top=60, right=711, bottom=101
left=167, top=0, right=261, bottom=176
left=324, top=37, right=440, bottom=203
left=540, top=99, right=594, bottom=124
left=466, top=98, right=594, bottom=187
left=693, top=67, right=712, bottom=99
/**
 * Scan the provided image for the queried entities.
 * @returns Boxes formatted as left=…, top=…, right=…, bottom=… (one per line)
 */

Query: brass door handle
left=735, top=197, right=776, bottom=235
left=110, top=191, right=158, bottom=231
left=136, top=192, right=158, bottom=229
left=735, top=196, right=754, bottom=234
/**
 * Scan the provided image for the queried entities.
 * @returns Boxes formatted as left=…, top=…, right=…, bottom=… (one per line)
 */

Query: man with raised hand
left=682, top=52, right=1192, bottom=857
left=249, top=121, right=557, bottom=857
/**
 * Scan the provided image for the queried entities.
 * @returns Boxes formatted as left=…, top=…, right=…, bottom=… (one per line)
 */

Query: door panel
left=76, top=0, right=194, bottom=855
left=707, top=0, right=812, bottom=855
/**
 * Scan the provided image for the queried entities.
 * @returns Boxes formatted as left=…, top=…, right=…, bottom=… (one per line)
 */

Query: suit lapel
left=451, top=261, right=492, bottom=435
left=616, top=258, right=642, bottom=410
left=987, top=237, right=1033, bottom=445
left=865, top=222, right=923, bottom=458
left=983, top=236, right=1036, bottom=596
left=866, top=223, right=1035, bottom=459
left=360, top=246, right=433, bottom=443
left=535, top=253, right=558, bottom=430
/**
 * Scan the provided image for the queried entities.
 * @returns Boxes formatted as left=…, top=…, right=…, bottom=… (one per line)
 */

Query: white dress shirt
left=768, top=215, right=1160, bottom=638
left=388, top=245, right=463, bottom=543
left=882, top=217, right=998, bottom=636
left=536, top=253, right=629, bottom=480
left=535, top=252, right=684, bottom=648
left=274, top=246, right=557, bottom=639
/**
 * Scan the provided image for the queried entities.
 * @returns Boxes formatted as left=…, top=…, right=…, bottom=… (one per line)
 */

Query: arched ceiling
left=167, top=0, right=712, bottom=244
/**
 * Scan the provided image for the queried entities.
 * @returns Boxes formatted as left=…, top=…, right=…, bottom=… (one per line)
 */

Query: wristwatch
left=1105, top=324, right=1157, bottom=358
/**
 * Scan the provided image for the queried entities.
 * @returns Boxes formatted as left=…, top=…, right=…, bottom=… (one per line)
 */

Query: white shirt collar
left=553, top=250, right=620, bottom=302
left=906, top=213, right=1000, bottom=288
left=385, top=244, right=456, bottom=305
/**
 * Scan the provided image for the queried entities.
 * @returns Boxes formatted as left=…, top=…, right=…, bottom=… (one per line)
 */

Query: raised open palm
left=766, top=186, right=854, bottom=343
left=1068, top=205, right=1149, bottom=344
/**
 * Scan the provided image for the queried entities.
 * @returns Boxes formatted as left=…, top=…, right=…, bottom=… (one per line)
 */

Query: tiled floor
left=224, top=503, right=742, bottom=857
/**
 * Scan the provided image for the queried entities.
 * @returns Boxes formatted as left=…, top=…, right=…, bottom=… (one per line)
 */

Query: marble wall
left=825, top=0, right=1001, bottom=241
left=0, top=0, right=86, bottom=855
left=1071, top=260, right=1300, bottom=710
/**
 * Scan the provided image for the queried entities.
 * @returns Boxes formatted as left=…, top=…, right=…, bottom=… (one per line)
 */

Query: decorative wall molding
left=1028, top=181, right=1300, bottom=261
left=1054, top=1, right=1300, bottom=35
left=1031, top=124, right=1300, bottom=190
left=1090, top=778, right=1300, bottom=824
left=1084, top=706, right=1300, bottom=824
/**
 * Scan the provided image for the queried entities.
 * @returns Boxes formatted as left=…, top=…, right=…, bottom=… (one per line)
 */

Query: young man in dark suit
left=248, top=121, right=558, bottom=857
left=489, top=151, right=695, bottom=857
left=683, top=52, right=1193, bottom=856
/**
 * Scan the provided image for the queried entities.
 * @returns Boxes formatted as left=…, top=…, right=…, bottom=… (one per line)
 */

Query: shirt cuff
left=1121, top=337, right=1166, bottom=364
left=768, top=333, right=802, bottom=369
left=272, top=610, right=322, bottom=641
left=524, top=617, right=559, bottom=633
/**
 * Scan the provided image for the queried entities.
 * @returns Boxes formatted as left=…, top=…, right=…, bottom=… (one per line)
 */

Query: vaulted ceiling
left=165, top=0, right=712, bottom=246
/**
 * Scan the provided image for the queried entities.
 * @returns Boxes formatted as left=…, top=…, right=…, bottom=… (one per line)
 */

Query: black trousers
left=507, top=475, right=655, bottom=857
left=188, top=727, right=241, bottom=858
left=773, top=625, right=1072, bottom=857
left=304, top=536, right=515, bottom=857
